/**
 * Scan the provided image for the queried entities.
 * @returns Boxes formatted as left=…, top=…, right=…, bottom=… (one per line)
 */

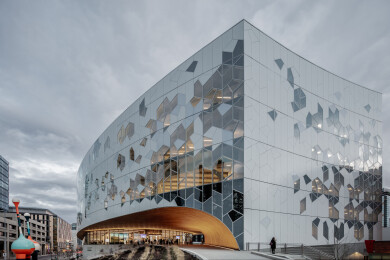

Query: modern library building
left=77, top=20, right=382, bottom=250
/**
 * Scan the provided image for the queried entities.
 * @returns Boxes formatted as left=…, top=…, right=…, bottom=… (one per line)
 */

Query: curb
left=251, top=251, right=291, bottom=260
left=180, top=248, right=208, bottom=260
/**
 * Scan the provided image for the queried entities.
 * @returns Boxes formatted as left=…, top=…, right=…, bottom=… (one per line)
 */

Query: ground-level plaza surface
left=77, top=20, right=383, bottom=255
left=82, top=244, right=270, bottom=260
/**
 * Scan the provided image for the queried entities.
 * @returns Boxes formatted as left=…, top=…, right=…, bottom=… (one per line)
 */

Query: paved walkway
left=8, top=255, right=70, bottom=260
left=180, top=245, right=269, bottom=260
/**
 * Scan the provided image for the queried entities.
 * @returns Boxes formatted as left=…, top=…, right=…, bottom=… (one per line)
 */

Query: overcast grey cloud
left=0, top=0, right=389, bottom=223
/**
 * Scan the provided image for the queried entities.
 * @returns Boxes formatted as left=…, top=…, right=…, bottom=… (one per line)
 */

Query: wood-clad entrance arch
left=78, top=207, right=239, bottom=249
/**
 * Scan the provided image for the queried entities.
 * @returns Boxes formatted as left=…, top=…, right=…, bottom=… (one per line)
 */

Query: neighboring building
left=71, top=223, right=76, bottom=250
left=383, top=188, right=390, bottom=227
left=383, top=188, right=390, bottom=240
left=71, top=223, right=82, bottom=251
left=0, top=155, right=9, bottom=257
left=382, top=188, right=390, bottom=241
left=0, top=212, right=47, bottom=257
left=54, top=215, right=71, bottom=252
left=9, top=207, right=72, bottom=253
left=0, top=155, right=9, bottom=212
left=77, top=20, right=382, bottom=250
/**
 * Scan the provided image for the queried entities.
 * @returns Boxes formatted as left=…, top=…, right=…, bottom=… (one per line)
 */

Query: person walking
left=269, top=237, right=276, bottom=254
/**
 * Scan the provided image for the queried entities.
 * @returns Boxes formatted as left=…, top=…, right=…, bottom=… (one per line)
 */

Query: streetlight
left=11, top=198, right=21, bottom=235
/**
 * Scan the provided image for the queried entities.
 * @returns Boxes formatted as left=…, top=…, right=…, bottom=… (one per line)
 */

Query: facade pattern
left=243, top=21, right=382, bottom=245
left=77, top=20, right=382, bottom=250
left=78, top=23, right=245, bottom=249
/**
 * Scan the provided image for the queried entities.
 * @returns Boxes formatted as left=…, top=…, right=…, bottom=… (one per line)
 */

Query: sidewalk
left=7, top=255, right=68, bottom=260
left=179, top=245, right=269, bottom=260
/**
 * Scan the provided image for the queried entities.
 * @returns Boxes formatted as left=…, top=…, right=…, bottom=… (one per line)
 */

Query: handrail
left=246, top=242, right=303, bottom=249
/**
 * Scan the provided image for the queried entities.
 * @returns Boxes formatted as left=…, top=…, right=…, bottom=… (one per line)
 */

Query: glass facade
left=77, top=20, right=382, bottom=250
left=0, top=155, right=9, bottom=211
left=78, top=21, right=245, bottom=249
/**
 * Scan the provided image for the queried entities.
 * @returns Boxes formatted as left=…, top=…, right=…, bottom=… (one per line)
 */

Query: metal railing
left=246, top=242, right=335, bottom=260
left=246, top=242, right=301, bottom=252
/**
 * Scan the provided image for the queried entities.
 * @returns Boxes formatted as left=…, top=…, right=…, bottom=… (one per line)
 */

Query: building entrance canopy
left=78, top=207, right=238, bottom=249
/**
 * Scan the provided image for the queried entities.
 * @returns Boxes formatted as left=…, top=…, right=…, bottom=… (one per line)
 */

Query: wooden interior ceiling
left=78, top=207, right=239, bottom=249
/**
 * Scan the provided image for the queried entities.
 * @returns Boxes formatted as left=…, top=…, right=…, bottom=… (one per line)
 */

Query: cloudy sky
left=0, top=0, right=389, bottom=223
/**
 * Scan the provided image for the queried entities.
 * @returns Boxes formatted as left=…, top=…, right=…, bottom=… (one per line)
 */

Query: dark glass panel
left=194, top=188, right=203, bottom=202
left=203, top=184, right=212, bottom=202
left=170, top=191, right=177, bottom=201
left=163, top=192, right=170, bottom=202
left=175, top=196, right=185, bottom=206
left=222, top=52, right=233, bottom=65
left=233, top=190, right=243, bottom=214
left=186, top=61, right=198, bottom=72
left=228, top=210, right=242, bottom=222
left=213, top=182, right=222, bottom=193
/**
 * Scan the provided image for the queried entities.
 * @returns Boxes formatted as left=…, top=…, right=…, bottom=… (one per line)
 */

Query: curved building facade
left=77, top=20, right=382, bottom=250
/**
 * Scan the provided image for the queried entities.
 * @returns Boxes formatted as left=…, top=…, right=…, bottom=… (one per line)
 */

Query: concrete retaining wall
left=82, top=244, right=133, bottom=259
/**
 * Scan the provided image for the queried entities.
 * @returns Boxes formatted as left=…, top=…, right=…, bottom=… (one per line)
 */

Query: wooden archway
left=78, top=207, right=238, bottom=249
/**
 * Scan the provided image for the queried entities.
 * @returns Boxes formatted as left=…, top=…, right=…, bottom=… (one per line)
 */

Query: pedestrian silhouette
left=269, top=237, right=276, bottom=254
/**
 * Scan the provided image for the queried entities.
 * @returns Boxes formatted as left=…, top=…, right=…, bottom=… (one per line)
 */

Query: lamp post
left=12, top=199, right=21, bottom=236
left=24, top=213, right=40, bottom=260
